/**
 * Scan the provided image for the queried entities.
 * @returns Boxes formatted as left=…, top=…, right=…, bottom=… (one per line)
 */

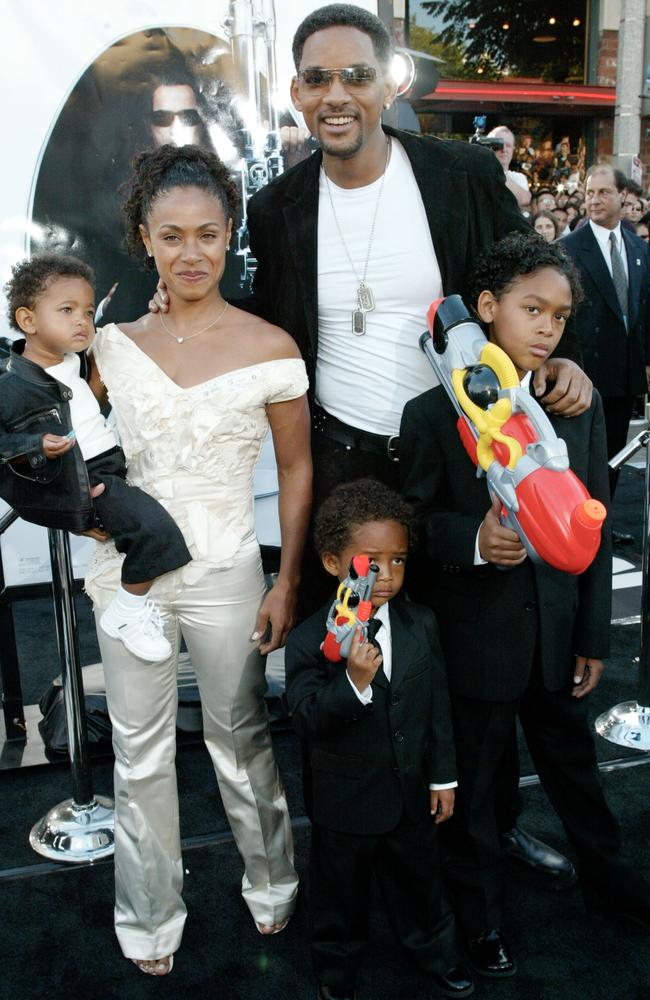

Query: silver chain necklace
left=159, top=300, right=229, bottom=344
left=323, top=138, right=391, bottom=336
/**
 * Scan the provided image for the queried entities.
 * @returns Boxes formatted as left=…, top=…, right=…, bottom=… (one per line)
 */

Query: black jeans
left=88, top=447, right=191, bottom=585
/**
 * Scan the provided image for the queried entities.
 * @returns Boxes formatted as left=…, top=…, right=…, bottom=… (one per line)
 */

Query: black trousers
left=443, top=661, right=646, bottom=932
left=87, top=447, right=191, bottom=585
left=310, top=814, right=459, bottom=993
left=601, top=394, right=634, bottom=497
left=297, top=428, right=401, bottom=622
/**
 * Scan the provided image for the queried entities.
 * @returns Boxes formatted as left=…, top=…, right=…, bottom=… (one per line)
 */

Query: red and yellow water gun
left=321, top=554, right=378, bottom=662
left=420, top=295, right=606, bottom=575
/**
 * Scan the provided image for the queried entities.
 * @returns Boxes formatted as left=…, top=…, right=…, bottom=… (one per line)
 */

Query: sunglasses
left=150, top=109, right=202, bottom=127
left=297, top=66, right=377, bottom=90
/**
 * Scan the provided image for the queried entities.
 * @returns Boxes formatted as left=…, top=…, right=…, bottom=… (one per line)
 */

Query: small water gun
left=321, top=555, right=378, bottom=662
left=419, top=295, right=606, bottom=575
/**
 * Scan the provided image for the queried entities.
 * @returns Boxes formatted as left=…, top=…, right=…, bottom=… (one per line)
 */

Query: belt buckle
left=386, top=435, right=400, bottom=462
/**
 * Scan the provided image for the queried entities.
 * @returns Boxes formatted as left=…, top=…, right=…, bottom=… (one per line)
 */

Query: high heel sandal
left=255, top=917, right=290, bottom=935
left=131, top=955, right=174, bottom=976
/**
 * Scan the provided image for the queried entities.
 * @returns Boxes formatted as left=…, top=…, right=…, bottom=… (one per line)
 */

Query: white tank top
left=316, top=138, right=442, bottom=436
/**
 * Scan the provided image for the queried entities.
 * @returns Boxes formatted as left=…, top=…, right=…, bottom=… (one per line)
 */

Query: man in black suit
left=562, top=164, right=650, bottom=508
left=245, top=2, right=584, bottom=882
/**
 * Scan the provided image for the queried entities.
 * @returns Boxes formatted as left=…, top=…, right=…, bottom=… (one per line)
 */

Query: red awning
left=420, top=79, right=615, bottom=109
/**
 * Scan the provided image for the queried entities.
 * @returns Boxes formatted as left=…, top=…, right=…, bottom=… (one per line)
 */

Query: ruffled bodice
left=85, top=323, right=308, bottom=597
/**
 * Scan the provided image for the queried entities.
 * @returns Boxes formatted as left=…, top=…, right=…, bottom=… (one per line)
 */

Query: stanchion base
left=595, top=701, right=650, bottom=751
left=29, top=794, right=115, bottom=863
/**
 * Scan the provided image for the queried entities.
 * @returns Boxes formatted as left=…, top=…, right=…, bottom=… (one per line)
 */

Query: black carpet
left=1, top=464, right=649, bottom=999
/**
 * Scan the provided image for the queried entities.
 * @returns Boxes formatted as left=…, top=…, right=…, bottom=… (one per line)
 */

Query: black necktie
left=366, top=617, right=382, bottom=650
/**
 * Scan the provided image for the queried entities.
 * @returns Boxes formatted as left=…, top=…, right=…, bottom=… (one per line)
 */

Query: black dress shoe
left=466, top=928, right=516, bottom=978
left=501, top=826, right=577, bottom=889
left=317, top=984, right=357, bottom=1000
left=430, top=964, right=474, bottom=996
left=612, top=530, right=634, bottom=545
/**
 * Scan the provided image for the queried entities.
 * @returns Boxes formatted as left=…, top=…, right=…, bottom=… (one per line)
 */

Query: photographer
left=486, top=124, right=532, bottom=211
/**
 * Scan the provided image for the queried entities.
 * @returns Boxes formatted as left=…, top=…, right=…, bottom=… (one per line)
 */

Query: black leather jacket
left=0, top=342, right=96, bottom=530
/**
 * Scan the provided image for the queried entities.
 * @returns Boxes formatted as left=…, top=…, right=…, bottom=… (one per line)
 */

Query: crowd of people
left=1, top=4, right=649, bottom=1000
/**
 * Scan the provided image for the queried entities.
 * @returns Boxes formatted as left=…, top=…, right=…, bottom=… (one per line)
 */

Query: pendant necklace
left=323, top=137, right=391, bottom=336
left=159, top=300, right=229, bottom=344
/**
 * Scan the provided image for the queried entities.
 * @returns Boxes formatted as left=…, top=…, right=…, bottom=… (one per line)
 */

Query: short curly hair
left=292, top=4, right=394, bottom=71
left=5, top=253, right=95, bottom=331
left=468, top=231, right=583, bottom=312
left=121, top=144, right=240, bottom=271
left=313, top=478, right=413, bottom=556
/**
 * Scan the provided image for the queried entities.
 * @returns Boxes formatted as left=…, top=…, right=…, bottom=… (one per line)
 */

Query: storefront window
left=410, top=1, right=587, bottom=84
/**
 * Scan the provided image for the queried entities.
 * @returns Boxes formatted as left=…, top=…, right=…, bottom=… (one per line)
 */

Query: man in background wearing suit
left=562, top=164, right=650, bottom=533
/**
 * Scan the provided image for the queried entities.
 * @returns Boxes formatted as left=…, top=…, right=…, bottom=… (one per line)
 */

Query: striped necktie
left=609, top=231, right=628, bottom=327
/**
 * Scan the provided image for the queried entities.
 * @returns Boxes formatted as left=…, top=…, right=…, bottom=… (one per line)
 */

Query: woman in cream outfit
left=86, top=144, right=311, bottom=975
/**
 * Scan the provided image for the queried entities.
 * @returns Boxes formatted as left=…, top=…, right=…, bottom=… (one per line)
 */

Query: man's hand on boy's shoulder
left=430, top=788, right=454, bottom=824
left=478, top=496, right=527, bottom=567
left=572, top=656, right=604, bottom=698
left=533, top=359, right=592, bottom=417
left=346, top=625, right=383, bottom=694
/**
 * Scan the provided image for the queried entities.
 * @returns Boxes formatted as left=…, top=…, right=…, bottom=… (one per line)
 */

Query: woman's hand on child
left=430, top=788, right=455, bottom=824
left=478, top=496, right=527, bottom=567
left=346, top=625, right=383, bottom=693
left=149, top=279, right=169, bottom=315
left=251, top=577, right=296, bottom=654
left=572, top=656, right=604, bottom=698
left=42, top=433, right=76, bottom=459
left=75, top=483, right=111, bottom=542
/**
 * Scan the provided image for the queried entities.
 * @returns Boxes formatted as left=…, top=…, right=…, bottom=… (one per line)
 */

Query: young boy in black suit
left=285, top=479, right=473, bottom=1000
left=401, top=232, right=650, bottom=978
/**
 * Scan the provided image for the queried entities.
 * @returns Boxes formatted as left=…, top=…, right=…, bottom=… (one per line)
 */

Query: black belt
left=312, top=404, right=399, bottom=462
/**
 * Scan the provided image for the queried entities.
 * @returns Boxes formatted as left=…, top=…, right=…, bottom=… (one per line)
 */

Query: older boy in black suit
left=285, top=480, right=473, bottom=1000
left=401, top=233, right=650, bottom=979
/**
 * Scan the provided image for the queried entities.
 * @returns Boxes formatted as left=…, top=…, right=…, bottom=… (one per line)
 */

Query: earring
left=384, top=102, right=391, bottom=109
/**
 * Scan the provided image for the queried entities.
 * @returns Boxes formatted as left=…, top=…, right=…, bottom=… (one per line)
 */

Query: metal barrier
left=596, top=418, right=650, bottom=751
left=0, top=514, right=114, bottom=861
left=0, top=508, right=26, bottom=742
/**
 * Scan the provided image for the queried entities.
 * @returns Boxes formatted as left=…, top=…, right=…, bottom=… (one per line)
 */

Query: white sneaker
left=100, top=597, right=172, bottom=663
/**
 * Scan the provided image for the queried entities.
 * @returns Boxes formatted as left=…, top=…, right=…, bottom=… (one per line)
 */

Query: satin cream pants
left=91, top=539, right=298, bottom=960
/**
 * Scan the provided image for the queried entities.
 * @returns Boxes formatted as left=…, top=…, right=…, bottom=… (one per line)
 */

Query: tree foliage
left=419, top=1, right=586, bottom=82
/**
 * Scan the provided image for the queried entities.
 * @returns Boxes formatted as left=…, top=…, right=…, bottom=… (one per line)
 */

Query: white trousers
left=91, top=540, right=298, bottom=960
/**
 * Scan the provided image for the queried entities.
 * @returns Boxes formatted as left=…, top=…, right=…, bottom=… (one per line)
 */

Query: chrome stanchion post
left=29, top=529, right=114, bottom=861
left=596, top=414, right=650, bottom=750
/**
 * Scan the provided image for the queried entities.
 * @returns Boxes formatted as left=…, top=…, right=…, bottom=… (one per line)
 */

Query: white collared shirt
left=345, top=601, right=456, bottom=791
left=588, top=219, right=629, bottom=283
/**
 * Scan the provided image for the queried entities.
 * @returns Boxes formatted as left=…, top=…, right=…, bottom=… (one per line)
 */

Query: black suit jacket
left=285, top=598, right=456, bottom=836
left=400, top=388, right=612, bottom=702
left=561, top=223, right=650, bottom=397
left=245, top=126, right=574, bottom=394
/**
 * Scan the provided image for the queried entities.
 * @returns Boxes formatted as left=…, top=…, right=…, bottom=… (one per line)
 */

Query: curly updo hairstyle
left=121, top=144, right=240, bottom=272
left=313, top=479, right=414, bottom=557
left=469, top=231, right=584, bottom=312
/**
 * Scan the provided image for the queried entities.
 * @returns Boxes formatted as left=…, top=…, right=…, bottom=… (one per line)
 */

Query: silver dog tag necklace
left=323, top=138, right=391, bottom=336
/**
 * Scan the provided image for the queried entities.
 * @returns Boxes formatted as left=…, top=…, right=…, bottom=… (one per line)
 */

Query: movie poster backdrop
left=0, top=0, right=376, bottom=585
